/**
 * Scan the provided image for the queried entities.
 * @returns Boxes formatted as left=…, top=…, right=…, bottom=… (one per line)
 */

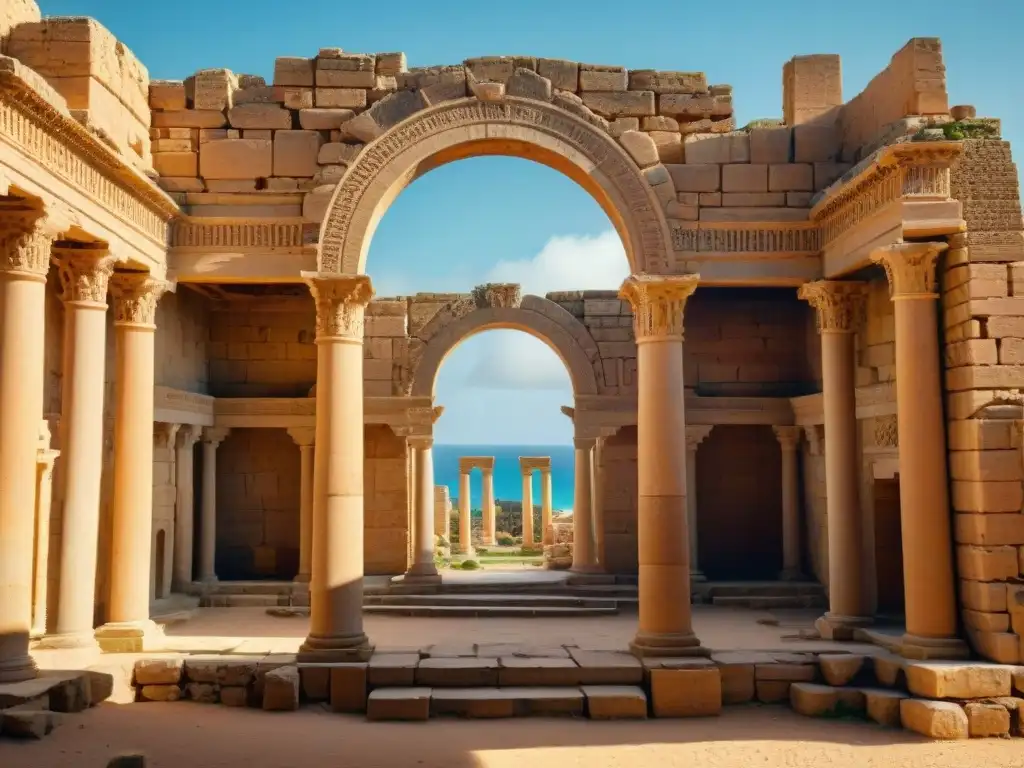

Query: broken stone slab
left=862, top=687, right=908, bottom=727
left=368, top=653, right=419, bottom=686
left=262, top=666, right=299, bottom=711
left=506, top=68, right=552, bottom=101
left=329, top=663, right=368, bottom=713
left=44, top=671, right=92, bottom=713
left=367, top=687, right=431, bottom=721
left=965, top=701, right=1010, bottom=737
left=252, top=654, right=298, bottom=705
left=340, top=90, right=426, bottom=143
left=497, top=657, right=580, bottom=687
left=789, top=683, right=840, bottom=717
left=818, top=654, right=866, bottom=686
left=569, top=649, right=642, bottom=685
left=649, top=666, right=722, bottom=717
left=416, top=657, right=499, bottom=687
left=900, top=699, right=969, bottom=739
left=0, top=709, right=58, bottom=739
left=137, top=685, right=181, bottom=703
left=904, top=661, right=1015, bottom=700
left=133, top=658, right=184, bottom=686
left=582, top=685, right=647, bottom=719
left=183, top=655, right=262, bottom=687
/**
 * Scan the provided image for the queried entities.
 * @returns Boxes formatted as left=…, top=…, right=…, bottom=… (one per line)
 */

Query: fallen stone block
left=862, top=687, right=908, bottom=727
left=818, top=654, right=865, bottom=686
left=992, top=696, right=1023, bottom=736
left=582, top=685, right=647, bottom=719
left=497, top=657, right=580, bottom=686
left=367, top=688, right=431, bottom=721
left=905, top=661, right=1014, bottom=699
left=253, top=655, right=297, bottom=705
left=650, top=666, right=722, bottom=717
left=133, top=658, right=184, bottom=686
left=790, top=683, right=839, bottom=716
left=186, top=682, right=218, bottom=704
left=184, top=656, right=261, bottom=687
left=330, top=663, right=368, bottom=713
left=137, top=685, right=181, bottom=703
left=416, top=657, right=499, bottom=687
left=46, top=671, right=91, bottom=713
left=569, top=649, right=642, bottom=685
left=900, top=699, right=969, bottom=739
left=84, top=670, right=114, bottom=707
left=219, top=686, right=248, bottom=708
left=871, top=653, right=905, bottom=687
left=430, top=688, right=514, bottom=718
left=262, top=666, right=299, bottom=711
left=0, top=710, right=57, bottom=739
left=368, top=654, right=419, bottom=687
left=965, top=701, right=1010, bottom=737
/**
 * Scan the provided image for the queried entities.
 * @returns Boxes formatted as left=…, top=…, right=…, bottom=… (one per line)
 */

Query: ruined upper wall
left=0, top=0, right=39, bottom=54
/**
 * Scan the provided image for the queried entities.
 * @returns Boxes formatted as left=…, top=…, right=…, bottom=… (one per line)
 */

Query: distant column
left=521, top=469, right=535, bottom=545
left=773, top=426, right=804, bottom=581
left=685, top=425, right=713, bottom=582
left=570, top=438, right=599, bottom=573
left=458, top=469, right=474, bottom=557
left=172, top=426, right=201, bottom=591
left=541, top=468, right=553, bottom=544
left=481, top=468, right=496, bottom=545
left=287, top=427, right=316, bottom=584
left=199, top=427, right=230, bottom=584
left=405, top=436, right=441, bottom=583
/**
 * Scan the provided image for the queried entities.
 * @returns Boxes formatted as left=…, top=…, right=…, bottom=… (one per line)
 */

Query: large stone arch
left=410, top=294, right=600, bottom=398
left=318, top=97, right=672, bottom=276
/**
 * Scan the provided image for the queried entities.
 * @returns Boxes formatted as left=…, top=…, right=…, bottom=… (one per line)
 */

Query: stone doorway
left=872, top=476, right=905, bottom=617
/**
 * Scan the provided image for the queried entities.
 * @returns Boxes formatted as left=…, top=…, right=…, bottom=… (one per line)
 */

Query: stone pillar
left=96, top=274, right=173, bottom=652
left=593, top=436, right=607, bottom=567
left=458, top=470, right=474, bottom=556
left=685, top=425, right=713, bottom=582
left=45, top=248, right=116, bottom=650
left=172, top=426, right=200, bottom=591
left=773, top=426, right=804, bottom=581
left=619, top=274, right=706, bottom=657
left=299, top=273, right=373, bottom=662
left=799, top=281, right=872, bottom=636
left=570, top=438, right=600, bottom=573
left=32, top=422, right=59, bottom=639
left=0, top=211, right=53, bottom=680
left=404, top=437, right=441, bottom=583
left=541, top=469, right=553, bottom=544
left=199, top=427, right=230, bottom=584
left=481, top=468, right=496, bottom=546
left=287, top=427, right=316, bottom=584
left=871, top=242, right=967, bottom=659
left=521, top=469, right=534, bottom=546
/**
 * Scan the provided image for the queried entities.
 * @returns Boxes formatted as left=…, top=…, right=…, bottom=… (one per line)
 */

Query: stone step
left=202, top=594, right=290, bottom=608
left=710, top=595, right=826, bottom=609
left=362, top=604, right=618, bottom=618
left=382, top=582, right=637, bottom=597
left=701, top=582, right=825, bottom=598
left=429, top=687, right=585, bottom=718
left=204, top=581, right=296, bottom=596
left=364, top=593, right=620, bottom=609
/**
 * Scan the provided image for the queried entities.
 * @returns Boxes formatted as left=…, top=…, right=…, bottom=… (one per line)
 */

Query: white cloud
left=465, top=331, right=569, bottom=391
left=484, top=230, right=628, bottom=296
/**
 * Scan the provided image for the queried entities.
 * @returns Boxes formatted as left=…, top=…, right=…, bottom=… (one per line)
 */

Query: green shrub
left=460, top=559, right=481, bottom=570
left=495, top=532, right=516, bottom=546
left=475, top=547, right=489, bottom=555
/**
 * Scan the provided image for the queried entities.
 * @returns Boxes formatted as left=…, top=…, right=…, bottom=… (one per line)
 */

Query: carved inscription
left=171, top=219, right=305, bottom=249
left=672, top=224, right=819, bottom=253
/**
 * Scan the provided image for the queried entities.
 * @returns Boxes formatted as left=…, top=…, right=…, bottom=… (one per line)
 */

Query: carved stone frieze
left=57, top=249, right=117, bottom=305
left=303, top=272, right=374, bottom=339
left=798, top=280, right=867, bottom=333
left=111, top=272, right=174, bottom=326
left=0, top=211, right=52, bottom=277
left=619, top=273, right=699, bottom=341
left=870, top=241, right=948, bottom=299
left=171, top=218, right=308, bottom=250
left=872, top=415, right=899, bottom=448
left=671, top=223, right=819, bottom=254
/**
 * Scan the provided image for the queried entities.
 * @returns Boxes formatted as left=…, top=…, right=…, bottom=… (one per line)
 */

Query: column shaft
left=406, top=439, right=440, bottom=580
left=172, top=428, right=197, bottom=590
left=521, top=472, right=534, bottom=545
left=593, top=438, right=606, bottom=567
left=32, top=433, right=58, bottom=638
left=774, top=426, right=803, bottom=581
left=297, top=443, right=314, bottom=581
left=541, top=470, right=553, bottom=544
left=481, top=470, right=495, bottom=546
left=685, top=442, right=702, bottom=582
left=199, top=431, right=227, bottom=583
left=570, top=440, right=599, bottom=573
left=458, top=471, right=474, bottom=556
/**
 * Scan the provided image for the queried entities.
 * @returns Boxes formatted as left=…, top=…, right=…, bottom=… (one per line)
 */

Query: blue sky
left=46, top=0, right=1024, bottom=445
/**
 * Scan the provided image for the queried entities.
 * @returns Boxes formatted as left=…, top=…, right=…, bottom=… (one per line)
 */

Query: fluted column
left=481, top=468, right=496, bottom=546
left=773, top=426, right=803, bottom=581
left=96, top=274, right=173, bottom=652
left=620, top=274, right=706, bottom=657
left=799, top=281, right=871, bottom=636
left=32, top=422, right=59, bottom=639
left=872, top=242, right=967, bottom=659
left=685, top=425, right=713, bottom=582
left=521, top=469, right=535, bottom=546
left=199, top=427, right=230, bottom=583
left=172, top=426, right=201, bottom=591
left=570, top=438, right=600, bottom=573
left=299, top=273, right=373, bottom=662
left=286, top=427, right=315, bottom=584
left=44, top=247, right=116, bottom=650
left=404, top=436, right=441, bottom=582
left=0, top=212, right=54, bottom=680
left=458, top=469, right=474, bottom=556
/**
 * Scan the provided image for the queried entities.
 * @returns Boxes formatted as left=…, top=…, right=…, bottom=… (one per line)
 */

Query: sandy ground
left=1, top=702, right=1021, bottom=768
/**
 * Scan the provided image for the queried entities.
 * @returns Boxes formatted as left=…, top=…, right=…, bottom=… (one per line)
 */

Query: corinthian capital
left=302, top=272, right=374, bottom=340
left=57, top=248, right=118, bottom=305
left=618, top=273, right=700, bottom=342
left=110, top=272, right=174, bottom=327
left=870, top=242, right=948, bottom=300
left=0, top=211, right=55, bottom=278
left=798, top=280, right=867, bottom=333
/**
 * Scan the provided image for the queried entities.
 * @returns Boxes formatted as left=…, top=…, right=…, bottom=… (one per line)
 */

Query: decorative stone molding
left=618, top=273, right=700, bottom=342
left=0, top=210, right=53, bottom=277
left=798, top=280, right=867, bottom=333
left=154, top=422, right=180, bottom=450
left=154, top=387, right=215, bottom=427
left=407, top=435, right=433, bottom=450
left=772, top=425, right=803, bottom=450
left=870, top=241, right=949, bottom=299
left=202, top=426, right=231, bottom=447
left=685, top=424, right=714, bottom=450
left=56, top=249, right=117, bottom=305
left=176, top=423, right=203, bottom=449
left=286, top=426, right=316, bottom=447
left=804, top=424, right=824, bottom=455
left=671, top=222, right=819, bottom=255
left=472, top=282, right=522, bottom=309
left=302, top=272, right=374, bottom=339
left=110, top=272, right=174, bottom=327
left=872, top=415, right=899, bottom=448
left=171, top=218, right=310, bottom=250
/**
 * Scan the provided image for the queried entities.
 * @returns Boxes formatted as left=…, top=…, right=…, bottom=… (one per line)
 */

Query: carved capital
left=202, top=426, right=231, bottom=447
left=57, top=249, right=117, bottom=306
left=176, top=424, right=202, bottom=450
left=111, top=272, right=174, bottom=327
left=773, top=425, right=803, bottom=451
left=408, top=435, right=434, bottom=450
left=685, top=424, right=714, bottom=451
left=287, top=426, right=316, bottom=447
left=619, top=273, right=699, bottom=342
left=798, top=280, right=867, bottom=333
left=302, top=272, right=374, bottom=340
left=0, top=211, right=54, bottom=278
left=804, top=424, right=824, bottom=455
left=154, top=422, right=181, bottom=450
left=871, top=242, right=948, bottom=300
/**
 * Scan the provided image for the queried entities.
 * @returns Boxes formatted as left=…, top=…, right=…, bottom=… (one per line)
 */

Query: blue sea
left=434, top=444, right=575, bottom=511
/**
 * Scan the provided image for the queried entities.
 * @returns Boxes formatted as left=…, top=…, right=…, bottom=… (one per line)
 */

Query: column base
left=94, top=620, right=165, bottom=653
left=480, top=537, right=496, bottom=547
left=629, top=631, right=710, bottom=659
left=814, top=613, right=873, bottom=642
left=394, top=571, right=442, bottom=587
left=0, top=654, right=38, bottom=684
left=297, top=633, right=374, bottom=663
left=899, top=633, right=971, bottom=661
left=778, top=568, right=804, bottom=582
left=36, top=629, right=100, bottom=651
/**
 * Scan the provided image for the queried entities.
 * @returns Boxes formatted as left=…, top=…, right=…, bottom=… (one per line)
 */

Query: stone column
left=32, top=422, right=59, bottom=639
left=481, top=468, right=496, bottom=546
left=685, top=425, right=713, bottom=582
left=199, top=427, right=230, bottom=584
left=44, top=248, right=116, bottom=650
left=593, top=436, right=607, bottom=567
left=96, top=274, right=173, bottom=652
left=799, top=281, right=871, bottom=636
left=570, top=438, right=600, bottom=573
left=172, top=426, right=200, bottom=591
left=773, top=426, right=804, bottom=581
left=404, top=437, right=441, bottom=583
left=540, top=469, right=553, bottom=545
left=871, top=242, right=967, bottom=659
left=619, top=274, right=706, bottom=657
left=458, top=469, right=474, bottom=556
left=287, top=427, right=316, bottom=584
left=521, top=469, right=534, bottom=546
left=299, top=273, right=373, bottom=662
left=0, top=212, right=54, bottom=680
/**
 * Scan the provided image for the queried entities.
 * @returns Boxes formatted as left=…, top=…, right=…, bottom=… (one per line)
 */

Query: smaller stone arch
left=410, top=294, right=600, bottom=397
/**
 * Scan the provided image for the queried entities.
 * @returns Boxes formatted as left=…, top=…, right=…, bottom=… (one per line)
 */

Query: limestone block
left=863, top=688, right=908, bottom=727
left=961, top=580, right=1009, bottom=613
left=151, top=109, right=227, bottom=129
left=582, top=685, right=647, bottom=719
left=0, top=0, right=40, bottom=53
left=793, top=123, right=838, bottom=163
left=184, top=656, right=261, bottom=687
left=429, top=688, right=514, bottom=718
left=200, top=139, right=272, bottom=180
left=667, top=164, right=720, bottom=192
left=749, top=127, right=791, bottom=164
left=416, top=658, right=499, bottom=687
left=552, top=90, right=609, bottom=131
left=328, top=663, right=368, bottom=713
left=901, top=699, right=969, bottom=739
left=1015, top=667, right=1024, bottom=695
left=648, top=131, right=683, bottom=164
left=506, top=68, right=552, bottom=101
left=214, top=686, right=245, bottom=707
left=629, top=70, right=706, bottom=94
left=685, top=133, right=749, bottom=163
left=818, top=654, right=865, bottom=686
left=905, top=661, right=1014, bottom=699
left=957, top=514, right=1024, bottom=547
left=790, top=683, right=844, bottom=716
left=470, top=80, right=505, bottom=102
left=957, top=545, right=1020, bottom=580
left=710, top=653, right=757, bottom=704
left=755, top=663, right=816, bottom=682
left=273, top=57, right=313, bottom=87
left=465, top=56, right=515, bottom=83
left=368, top=653, right=419, bottom=686
left=302, top=185, right=336, bottom=223
left=186, top=682, right=218, bottom=703
left=152, top=138, right=193, bottom=152
left=376, top=52, right=407, bottom=76
left=618, top=131, right=660, bottom=169
left=150, top=80, right=186, bottom=110
left=509, top=687, right=585, bottom=716
left=227, top=104, right=290, bottom=129
left=579, top=64, right=627, bottom=91
left=581, top=91, right=655, bottom=117
left=138, top=684, right=181, bottom=702
left=316, top=54, right=375, bottom=88
left=659, top=94, right=725, bottom=119
left=190, top=68, right=236, bottom=110
left=133, top=658, right=183, bottom=686
left=317, top=142, right=362, bottom=165
left=262, top=666, right=299, bottom=711
left=568, top=650, right=643, bottom=685
left=722, top=164, right=768, bottom=193
left=699, top=206, right=809, bottom=222
left=965, top=702, right=1010, bottom=737
left=340, top=90, right=426, bottom=142
left=280, top=88, right=313, bottom=110
left=953, top=481, right=1024, bottom=514
left=297, top=664, right=330, bottom=701
left=769, top=163, right=813, bottom=192
left=497, top=658, right=580, bottom=687
left=272, top=130, right=323, bottom=178
left=233, top=85, right=280, bottom=106
left=537, top=58, right=579, bottom=91
left=315, top=87, right=367, bottom=109
left=152, top=151, right=197, bottom=177
left=367, top=688, right=431, bottom=721
left=296, top=109, right=351, bottom=131
left=649, top=667, right=722, bottom=717
left=0, top=710, right=57, bottom=739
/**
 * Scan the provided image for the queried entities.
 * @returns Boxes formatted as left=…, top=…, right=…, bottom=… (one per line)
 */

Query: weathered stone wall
left=600, top=426, right=638, bottom=572
left=155, top=289, right=210, bottom=393
left=151, top=426, right=177, bottom=598
left=0, top=0, right=39, bottom=54
left=801, top=439, right=828, bottom=585
left=365, top=425, right=410, bottom=574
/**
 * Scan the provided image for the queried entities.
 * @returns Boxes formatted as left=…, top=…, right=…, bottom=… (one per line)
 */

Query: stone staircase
left=362, top=593, right=623, bottom=617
